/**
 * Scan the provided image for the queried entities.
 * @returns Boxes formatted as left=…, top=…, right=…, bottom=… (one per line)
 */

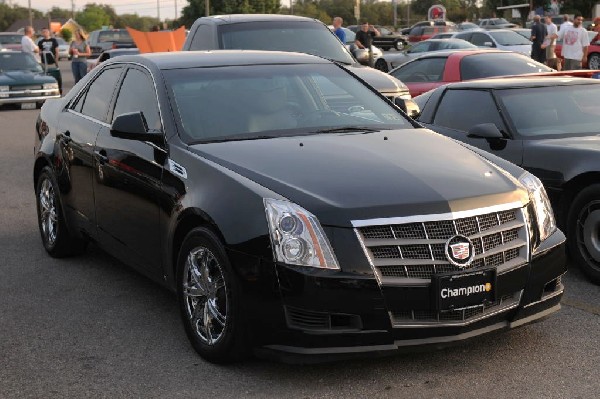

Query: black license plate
left=433, top=268, right=496, bottom=311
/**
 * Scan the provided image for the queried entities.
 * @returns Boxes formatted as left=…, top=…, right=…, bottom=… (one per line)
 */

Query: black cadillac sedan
left=414, top=77, right=600, bottom=284
left=34, top=51, right=566, bottom=363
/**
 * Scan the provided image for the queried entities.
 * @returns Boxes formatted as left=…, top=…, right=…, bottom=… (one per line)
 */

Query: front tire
left=567, top=185, right=600, bottom=284
left=35, top=166, right=86, bottom=257
left=176, top=227, right=247, bottom=362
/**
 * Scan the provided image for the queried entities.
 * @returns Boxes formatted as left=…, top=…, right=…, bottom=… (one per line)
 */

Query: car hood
left=0, top=70, right=55, bottom=85
left=346, top=64, right=410, bottom=96
left=190, top=129, right=528, bottom=227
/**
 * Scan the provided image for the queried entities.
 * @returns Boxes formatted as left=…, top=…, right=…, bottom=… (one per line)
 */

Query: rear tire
left=567, top=184, right=600, bottom=284
left=35, top=166, right=86, bottom=257
left=588, top=53, right=599, bottom=70
left=176, top=227, right=247, bottom=363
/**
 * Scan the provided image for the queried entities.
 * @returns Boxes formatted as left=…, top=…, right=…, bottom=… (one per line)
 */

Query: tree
left=61, top=27, right=73, bottom=42
left=180, top=0, right=281, bottom=27
left=77, top=4, right=112, bottom=31
left=48, top=6, right=72, bottom=19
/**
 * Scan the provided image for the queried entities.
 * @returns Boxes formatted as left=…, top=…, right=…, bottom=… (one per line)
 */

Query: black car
left=414, top=77, right=600, bottom=283
left=347, top=25, right=407, bottom=51
left=35, top=51, right=566, bottom=363
left=182, top=14, right=419, bottom=117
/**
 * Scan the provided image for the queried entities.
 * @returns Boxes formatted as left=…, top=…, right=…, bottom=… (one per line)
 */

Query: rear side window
left=433, top=89, right=507, bottom=132
left=98, top=30, right=133, bottom=43
left=77, top=67, right=123, bottom=122
left=188, top=24, right=213, bottom=50
left=460, top=53, right=551, bottom=80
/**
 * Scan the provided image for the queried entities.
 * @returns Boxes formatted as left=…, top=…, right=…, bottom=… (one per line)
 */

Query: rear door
left=57, top=66, right=124, bottom=237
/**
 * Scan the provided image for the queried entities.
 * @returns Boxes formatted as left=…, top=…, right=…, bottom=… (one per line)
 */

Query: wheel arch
left=561, top=172, right=600, bottom=225
left=168, top=207, right=227, bottom=290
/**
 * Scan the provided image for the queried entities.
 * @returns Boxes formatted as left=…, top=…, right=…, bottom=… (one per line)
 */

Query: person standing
left=530, top=15, right=547, bottom=64
left=333, top=17, right=346, bottom=43
left=560, top=14, right=572, bottom=32
left=354, top=21, right=380, bottom=50
left=38, top=28, right=59, bottom=66
left=542, top=16, right=560, bottom=70
left=69, top=30, right=91, bottom=84
left=552, top=14, right=590, bottom=70
left=21, top=26, right=40, bottom=62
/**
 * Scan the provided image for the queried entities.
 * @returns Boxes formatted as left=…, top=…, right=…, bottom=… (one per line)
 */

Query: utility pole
left=71, top=0, right=75, bottom=19
left=393, top=0, right=397, bottom=28
left=174, top=0, right=177, bottom=22
left=205, top=0, right=210, bottom=17
left=28, top=0, right=33, bottom=28
left=157, top=0, right=161, bottom=22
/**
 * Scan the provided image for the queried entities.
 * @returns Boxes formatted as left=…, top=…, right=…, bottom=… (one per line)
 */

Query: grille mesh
left=358, top=207, right=528, bottom=281
left=391, top=293, right=519, bottom=325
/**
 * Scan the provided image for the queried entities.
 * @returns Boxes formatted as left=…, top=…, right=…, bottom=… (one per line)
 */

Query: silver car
left=454, top=29, right=532, bottom=57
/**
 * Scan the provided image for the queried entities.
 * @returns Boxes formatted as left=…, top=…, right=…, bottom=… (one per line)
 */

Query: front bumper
left=257, top=229, right=566, bottom=359
left=0, top=88, right=60, bottom=104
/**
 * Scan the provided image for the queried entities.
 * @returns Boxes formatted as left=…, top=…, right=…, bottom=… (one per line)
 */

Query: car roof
left=409, top=48, right=507, bottom=59
left=110, top=50, right=331, bottom=70
left=199, top=14, right=318, bottom=24
left=440, top=76, right=600, bottom=90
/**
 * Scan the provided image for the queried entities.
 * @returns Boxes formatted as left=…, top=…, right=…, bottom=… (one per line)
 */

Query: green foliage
left=180, top=0, right=281, bottom=28
left=61, top=28, right=73, bottom=42
left=115, top=14, right=161, bottom=31
left=76, top=3, right=112, bottom=31
left=48, top=7, right=72, bottom=20
left=0, top=4, right=43, bottom=31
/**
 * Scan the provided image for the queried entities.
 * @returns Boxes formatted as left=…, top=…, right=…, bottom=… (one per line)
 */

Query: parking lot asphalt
left=0, top=60, right=599, bottom=398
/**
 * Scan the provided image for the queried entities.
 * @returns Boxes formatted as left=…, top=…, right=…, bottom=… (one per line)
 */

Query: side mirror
left=110, top=112, right=164, bottom=145
left=467, top=123, right=504, bottom=139
left=394, top=97, right=407, bottom=113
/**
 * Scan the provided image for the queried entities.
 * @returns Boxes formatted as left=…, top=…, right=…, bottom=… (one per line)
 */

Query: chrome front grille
left=391, top=292, right=521, bottom=326
left=355, top=204, right=530, bottom=283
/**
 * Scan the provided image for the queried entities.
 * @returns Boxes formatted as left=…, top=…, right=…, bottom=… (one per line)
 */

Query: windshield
left=165, top=63, right=410, bottom=143
left=0, top=34, right=22, bottom=44
left=496, top=84, right=600, bottom=137
left=0, top=52, right=42, bottom=72
left=218, top=21, right=355, bottom=64
left=489, top=30, right=531, bottom=46
left=460, top=53, right=552, bottom=80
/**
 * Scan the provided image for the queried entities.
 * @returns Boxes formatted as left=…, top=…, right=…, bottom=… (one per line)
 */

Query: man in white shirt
left=20, top=26, right=40, bottom=62
left=543, top=16, right=560, bottom=70
left=552, top=14, right=589, bottom=70
left=560, top=14, right=572, bottom=31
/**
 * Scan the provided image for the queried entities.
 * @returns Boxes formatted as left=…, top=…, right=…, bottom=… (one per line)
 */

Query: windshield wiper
left=313, top=126, right=385, bottom=134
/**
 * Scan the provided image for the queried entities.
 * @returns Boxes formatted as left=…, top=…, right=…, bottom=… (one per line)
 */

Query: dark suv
left=88, top=29, right=136, bottom=58
left=182, top=14, right=418, bottom=116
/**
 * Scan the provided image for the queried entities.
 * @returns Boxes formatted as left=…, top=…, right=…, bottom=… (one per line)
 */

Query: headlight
left=264, top=198, right=339, bottom=269
left=519, top=172, right=556, bottom=241
left=0, top=85, right=8, bottom=98
left=42, top=83, right=59, bottom=90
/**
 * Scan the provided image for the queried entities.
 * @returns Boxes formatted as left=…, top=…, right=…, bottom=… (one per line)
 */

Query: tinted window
left=189, top=24, right=213, bottom=50
left=217, top=21, right=354, bottom=65
left=0, top=52, right=42, bottom=72
left=460, top=53, right=551, bottom=80
left=390, top=58, right=447, bottom=82
left=496, top=85, right=600, bottom=137
left=410, top=42, right=432, bottom=53
left=433, top=89, right=507, bottom=132
left=0, top=34, right=22, bottom=44
left=471, top=32, right=492, bottom=46
left=454, top=32, right=472, bottom=41
left=113, top=68, right=161, bottom=130
left=80, top=67, right=122, bottom=122
left=97, top=30, right=133, bottom=43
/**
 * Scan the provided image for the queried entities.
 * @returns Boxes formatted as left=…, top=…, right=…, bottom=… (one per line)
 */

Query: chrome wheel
left=576, top=200, right=600, bottom=265
left=38, top=177, right=58, bottom=247
left=183, top=247, right=227, bottom=345
left=588, top=54, right=600, bottom=70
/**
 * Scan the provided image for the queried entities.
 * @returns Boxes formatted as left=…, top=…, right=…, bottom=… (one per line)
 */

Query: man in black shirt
left=38, top=28, right=59, bottom=66
left=354, top=21, right=380, bottom=50
left=530, top=15, right=547, bottom=64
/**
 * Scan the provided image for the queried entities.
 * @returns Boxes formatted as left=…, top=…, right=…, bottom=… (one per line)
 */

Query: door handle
left=95, top=149, right=109, bottom=165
